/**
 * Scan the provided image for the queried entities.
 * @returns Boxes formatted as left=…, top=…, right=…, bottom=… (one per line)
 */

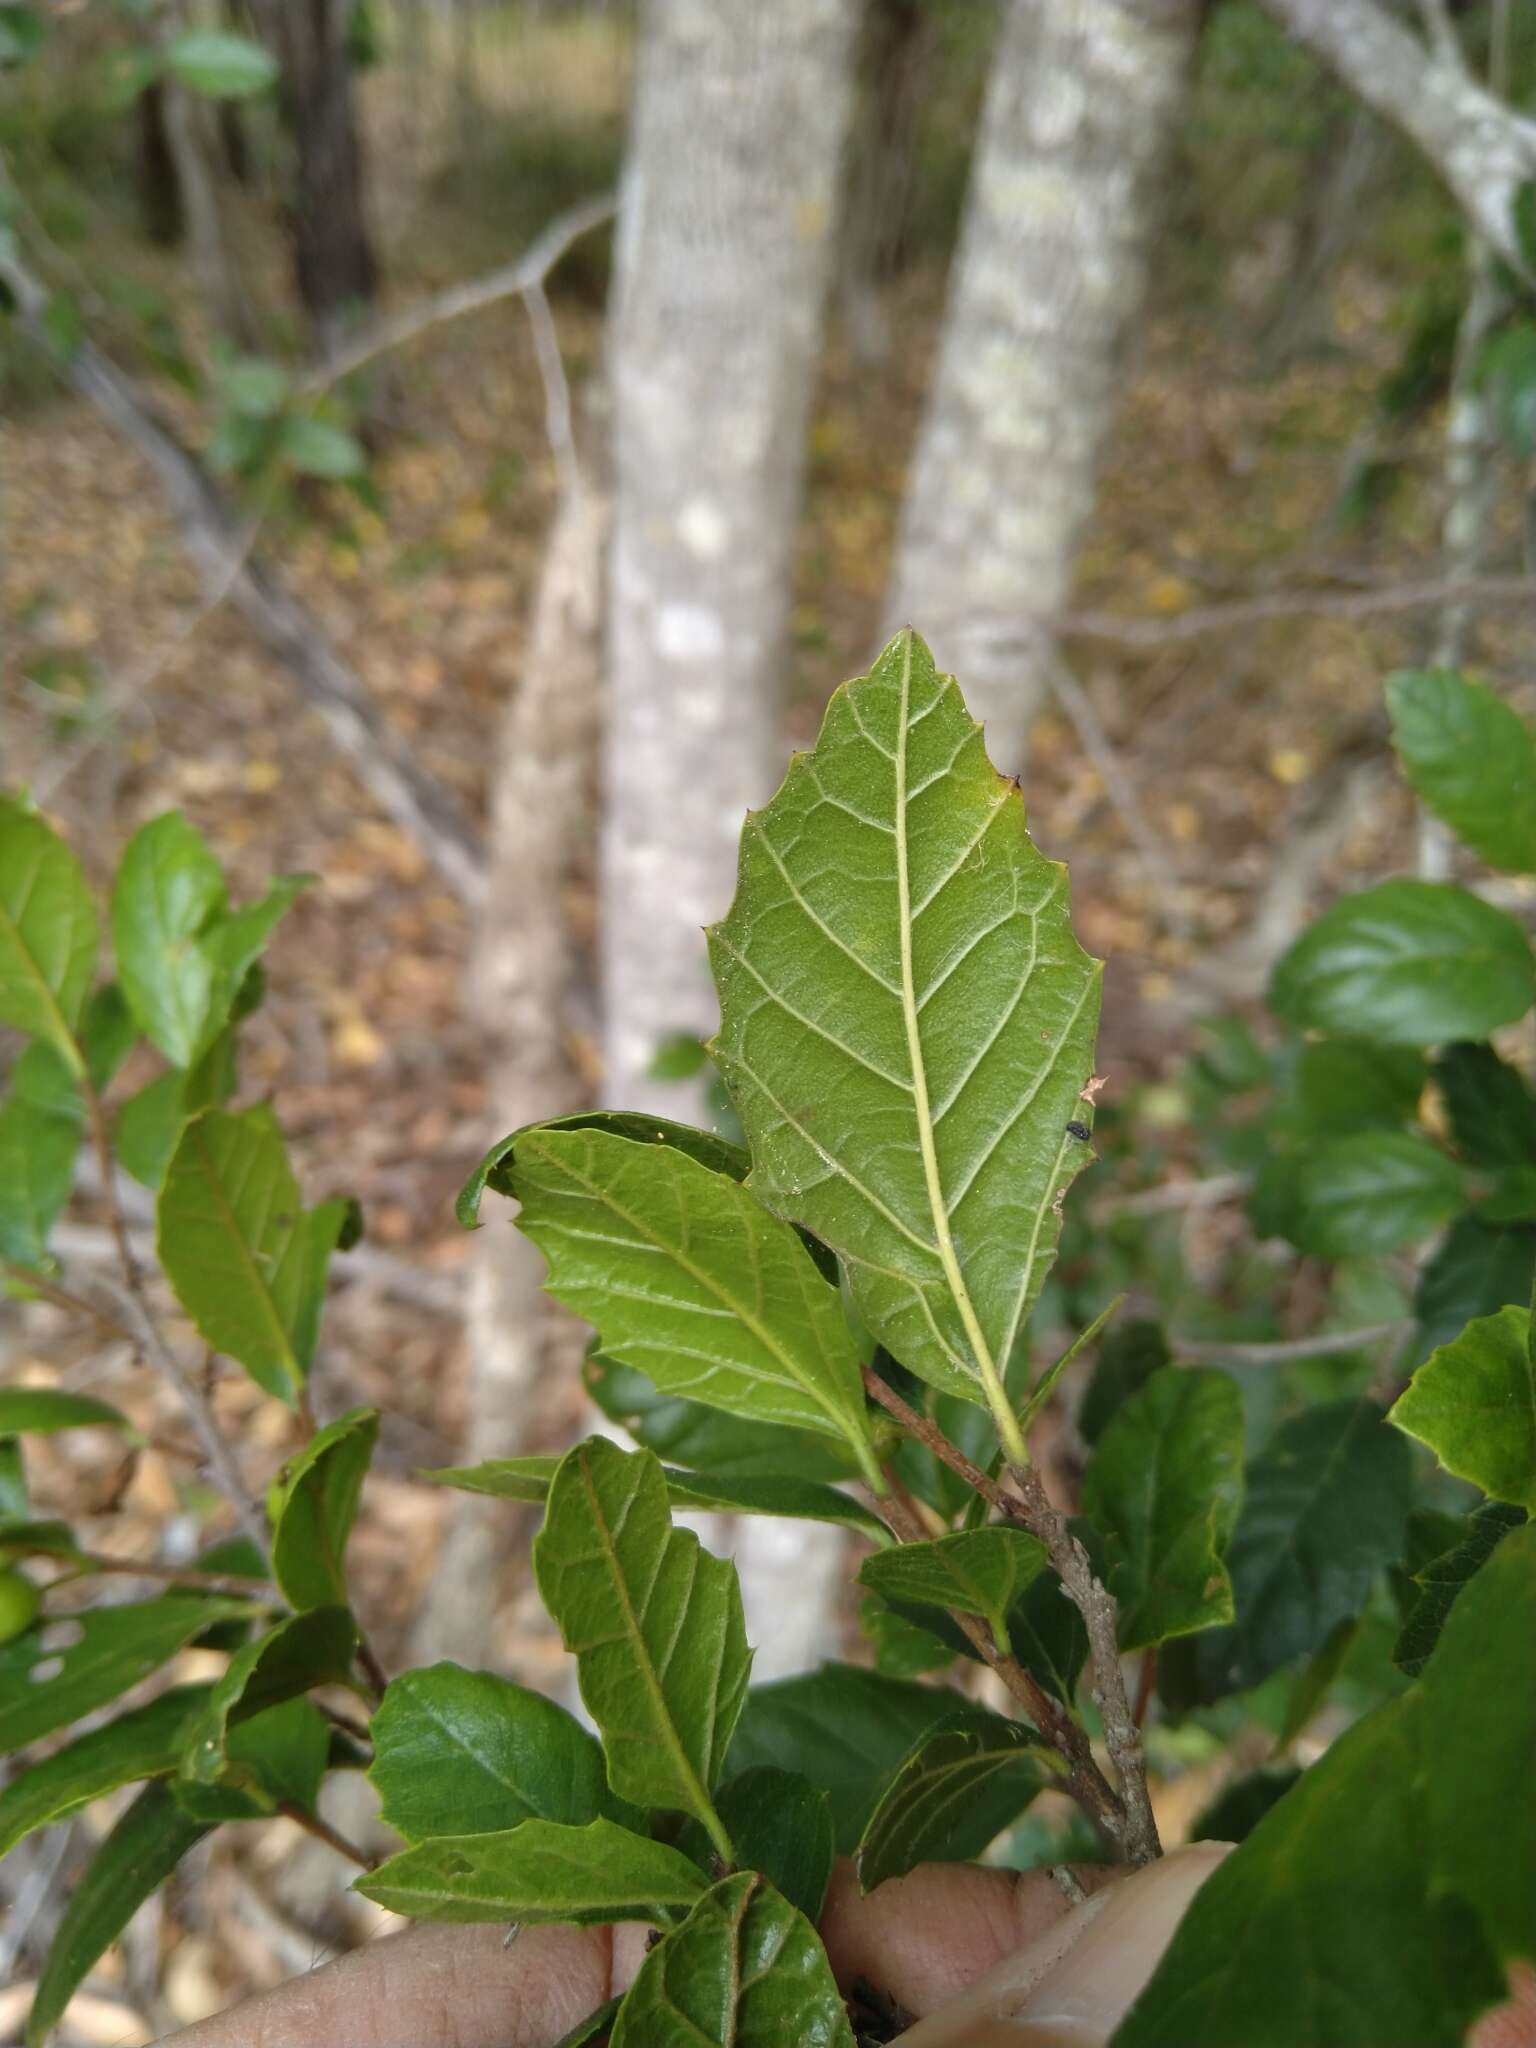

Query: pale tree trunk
left=882, top=0, right=1200, bottom=770
left=603, top=0, right=859, bottom=1121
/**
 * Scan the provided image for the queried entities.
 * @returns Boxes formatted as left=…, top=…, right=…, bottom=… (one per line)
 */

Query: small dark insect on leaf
left=1066, top=1121, right=1091, bottom=1142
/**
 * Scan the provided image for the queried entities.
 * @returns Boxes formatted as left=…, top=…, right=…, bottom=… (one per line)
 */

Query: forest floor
left=4, top=18, right=1535, bottom=2034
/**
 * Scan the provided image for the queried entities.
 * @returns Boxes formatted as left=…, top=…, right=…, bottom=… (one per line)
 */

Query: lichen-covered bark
left=603, top=0, right=858, bottom=1116
left=884, top=0, right=1198, bottom=768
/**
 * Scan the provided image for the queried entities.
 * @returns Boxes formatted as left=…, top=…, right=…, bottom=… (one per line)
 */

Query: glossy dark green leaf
left=359, top=1816, right=710, bottom=1926
left=165, top=27, right=277, bottom=97
left=858, top=1594, right=956, bottom=1678
left=1111, top=1691, right=1504, bottom=2048
left=0, top=1594, right=250, bottom=1756
left=173, top=1696, right=329, bottom=1823
left=1390, top=1305, right=1536, bottom=1508
left=25, top=1783, right=210, bottom=2047
left=1414, top=1214, right=1535, bottom=1356
left=700, top=1767, right=835, bottom=1923
left=0, top=798, right=97, bottom=1072
left=609, top=1871, right=854, bottom=2048
left=0, top=1685, right=211, bottom=1859
left=1005, top=1561, right=1089, bottom=1704
left=1269, top=881, right=1536, bottom=1045
left=424, top=1455, right=889, bottom=1545
left=458, top=1112, right=749, bottom=1227
left=855, top=1713, right=1057, bottom=1893
left=1079, top=1320, right=1171, bottom=1445
left=587, top=1353, right=864, bottom=1483
left=709, top=631, right=1101, bottom=1453
left=1290, top=1132, right=1462, bottom=1257
left=1082, top=1366, right=1244, bottom=1650
left=504, top=1127, right=880, bottom=1484
left=1436, top=1042, right=1536, bottom=1173
left=177, top=1607, right=357, bottom=1796
left=1393, top=1501, right=1527, bottom=1678
left=534, top=1439, right=747, bottom=1857
left=1188, top=1764, right=1302, bottom=1844
left=1160, top=1401, right=1411, bottom=1708
left=158, top=1106, right=352, bottom=1404
left=0, top=1094, right=78, bottom=1266
left=0, top=1389, right=136, bottom=1439
left=726, top=1662, right=988, bottom=1854
left=78, top=983, right=137, bottom=1091
left=369, top=1663, right=616, bottom=1842
left=270, top=1407, right=378, bottom=1609
left=1292, top=1038, right=1426, bottom=1135
left=1388, top=669, right=1536, bottom=873
left=858, top=1528, right=1047, bottom=1654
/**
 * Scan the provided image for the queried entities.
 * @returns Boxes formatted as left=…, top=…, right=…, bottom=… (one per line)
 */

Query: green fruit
left=0, top=1569, right=42, bottom=1643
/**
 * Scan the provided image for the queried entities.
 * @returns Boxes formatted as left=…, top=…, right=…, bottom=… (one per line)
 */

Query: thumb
left=892, top=1842, right=1233, bottom=2047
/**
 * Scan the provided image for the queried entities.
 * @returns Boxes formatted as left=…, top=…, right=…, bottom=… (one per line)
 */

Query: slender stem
left=876, top=1470, right=1128, bottom=1858
left=317, top=1699, right=375, bottom=1749
left=1007, top=1463, right=1161, bottom=1866
left=79, top=1075, right=140, bottom=1289
left=278, top=1802, right=374, bottom=1871
left=1, top=1260, right=115, bottom=1326
left=65, top=1553, right=271, bottom=1597
left=354, top=1633, right=390, bottom=1702
left=862, top=1366, right=1015, bottom=1517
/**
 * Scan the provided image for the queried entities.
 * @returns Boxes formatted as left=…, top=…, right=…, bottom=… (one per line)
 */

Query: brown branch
left=862, top=1366, right=1014, bottom=1516
left=1175, top=1320, right=1410, bottom=1366
left=65, top=1552, right=271, bottom=1598
left=1006, top=1463, right=1161, bottom=1867
left=277, top=1802, right=374, bottom=1871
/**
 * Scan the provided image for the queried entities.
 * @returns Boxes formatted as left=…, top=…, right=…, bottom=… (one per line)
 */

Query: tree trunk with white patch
left=882, top=0, right=1199, bottom=770
left=602, top=0, right=859, bottom=1120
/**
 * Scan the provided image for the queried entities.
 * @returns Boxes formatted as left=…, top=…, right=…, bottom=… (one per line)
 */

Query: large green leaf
left=1082, top=1366, right=1244, bottom=1651
left=0, top=799, right=96, bottom=1072
left=1414, top=1214, right=1536, bottom=1356
left=1269, top=880, right=1536, bottom=1045
left=610, top=1871, right=854, bottom=2048
left=0, top=1595, right=250, bottom=1756
left=1393, top=1500, right=1527, bottom=1678
left=0, top=1389, right=135, bottom=1438
left=1160, top=1401, right=1411, bottom=1708
left=533, top=1438, right=748, bottom=1858
left=702, top=1768, right=834, bottom=1924
left=26, top=1783, right=210, bottom=2047
left=502, top=1126, right=880, bottom=1485
left=857, top=1528, right=1047, bottom=1654
left=358, top=1816, right=709, bottom=1926
left=1436, top=1042, right=1536, bottom=1173
left=0, top=1094, right=79, bottom=1266
left=459, top=1111, right=749, bottom=1227
left=157, top=1106, right=352, bottom=1404
left=1390, top=1305, right=1536, bottom=1508
left=270, top=1407, right=378, bottom=1609
left=368, top=1664, right=616, bottom=1842
left=855, top=1713, right=1057, bottom=1893
left=726, top=1662, right=988, bottom=1854
left=587, top=1353, right=864, bottom=1482
left=176, top=1607, right=357, bottom=1797
left=424, top=1455, right=890, bottom=1544
left=0, top=1685, right=211, bottom=1859
left=1291, top=1036, right=1427, bottom=1134
left=173, top=1696, right=329, bottom=1824
left=1290, top=1132, right=1462, bottom=1257
left=1387, top=669, right=1536, bottom=874
left=708, top=631, right=1101, bottom=1455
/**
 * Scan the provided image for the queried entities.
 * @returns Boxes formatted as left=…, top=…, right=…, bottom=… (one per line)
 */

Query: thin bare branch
left=1052, top=571, right=1535, bottom=650
left=1175, top=1320, right=1411, bottom=1366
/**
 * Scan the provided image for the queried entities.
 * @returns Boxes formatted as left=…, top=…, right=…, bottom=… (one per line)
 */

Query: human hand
left=161, top=1841, right=1536, bottom=2048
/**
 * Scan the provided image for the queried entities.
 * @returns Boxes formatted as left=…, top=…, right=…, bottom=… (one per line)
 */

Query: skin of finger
left=1468, top=1965, right=1536, bottom=2048
left=818, top=1858, right=1125, bottom=2021
left=890, top=1842, right=1234, bottom=2048
left=159, top=1920, right=617, bottom=2048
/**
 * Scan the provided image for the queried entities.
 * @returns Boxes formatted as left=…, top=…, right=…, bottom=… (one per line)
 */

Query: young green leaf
left=115, top=1068, right=192, bottom=1190
left=1386, top=669, right=1536, bottom=874
left=164, top=27, right=277, bottom=97
left=358, top=1816, right=710, bottom=1926
left=503, top=1126, right=881, bottom=1486
left=1435, top=1042, right=1536, bottom=1174
left=0, top=1685, right=212, bottom=1860
left=172, top=1696, right=329, bottom=1824
left=609, top=1871, right=854, bottom=2048
left=855, top=1713, right=1058, bottom=1893
left=858, top=1594, right=957, bottom=1678
left=111, top=813, right=227, bottom=1067
left=1081, top=1366, right=1244, bottom=1651
left=458, top=1111, right=749, bottom=1227
left=700, top=1768, right=835, bottom=1924
left=1269, top=880, right=1536, bottom=1046
left=157, top=1106, right=353, bottom=1404
left=1389, top=1305, right=1536, bottom=1509
left=857, top=1528, right=1047, bottom=1655
left=0, top=1595, right=251, bottom=1757
left=279, top=415, right=366, bottom=480
left=726, top=1662, right=991, bottom=1854
left=423, top=1456, right=891, bottom=1545
left=1393, top=1500, right=1527, bottom=1678
left=0, top=798, right=97, bottom=1072
left=708, top=630, right=1101, bottom=1458
left=0, top=1389, right=136, bottom=1439
left=1159, top=1400, right=1411, bottom=1708
left=177, top=1607, right=357, bottom=1797
left=533, top=1439, right=749, bottom=1859
left=25, top=1783, right=211, bottom=2048
left=368, top=1664, right=619, bottom=1843
left=270, top=1407, right=378, bottom=1610
left=587, top=1353, right=865, bottom=1482
left=0, top=1094, right=79, bottom=1266
left=1290, top=1132, right=1462, bottom=1257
